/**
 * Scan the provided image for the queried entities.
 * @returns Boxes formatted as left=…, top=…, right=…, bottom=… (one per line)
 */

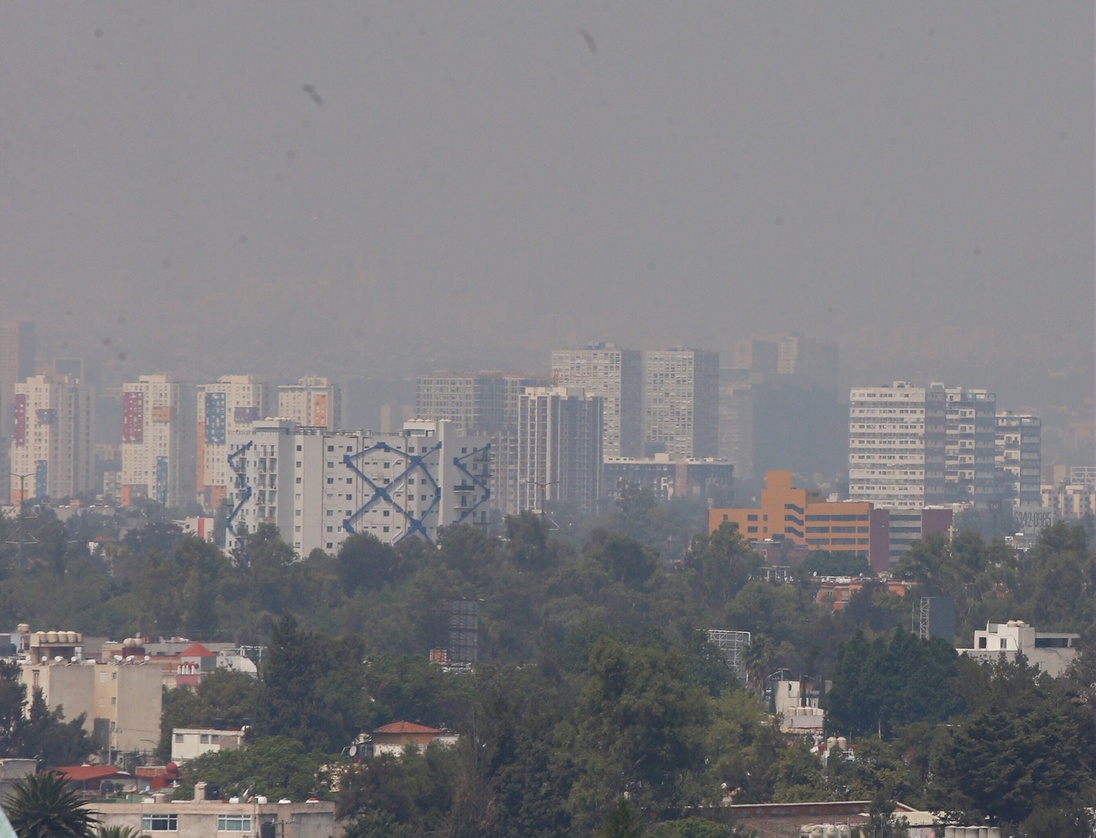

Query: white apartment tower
left=848, top=382, right=947, bottom=509
left=516, top=387, right=603, bottom=515
left=121, top=375, right=193, bottom=508
left=551, top=344, right=643, bottom=457
left=9, top=375, right=93, bottom=503
left=643, top=348, right=720, bottom=458
left=196, top=375, right=269, bottom=511
left=943, top=386, right=997, bottom=505
left=277, top=376, right=342, bottom=430
left=224, top=419, right=490, bottom=557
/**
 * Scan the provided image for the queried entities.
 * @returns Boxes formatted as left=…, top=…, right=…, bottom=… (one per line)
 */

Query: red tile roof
left=55, top=765, right=131, bottom=782
left=373, top=721, right=441, bottom=735
left=180, top=643, right=216, bottom=658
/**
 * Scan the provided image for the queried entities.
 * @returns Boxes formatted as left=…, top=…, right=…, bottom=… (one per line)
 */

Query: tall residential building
left=943, top=387, right=997, bottom=505
left=643, top=348, right=719, bottom=458
left=9, top=375, right=93, bottom=502
left=0, top=321, right=35, bottom=439
left=224, top=418, right=490, bottom=556
left=277, top=376, right=342, bottom=430
left=848, top=382, right=947, bottom=509
left=196, top=375, right=270, bottom=512
left=996, top=412, right=1042, bottom=505
left=551, top=344, right=643, bottom=458
left=415, top=370, right=551, bottom=515
left=516, top=386, right=603, bottom=514
left=120, top=375, right=194, bottom=509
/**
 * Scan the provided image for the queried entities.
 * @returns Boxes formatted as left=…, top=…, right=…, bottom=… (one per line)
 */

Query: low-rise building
left=94, top=798, right=338, bottom=838
left=171, top=727, right=246, bottom=764
left=603, top=454, right=733, bottom=504
left=957, top=620, right=1080, bottom=678
left=708, top=471, right=882, bottom=568
left=815, top=578, right=915, bottom=612
left=369, top=721, right=458, bottom=757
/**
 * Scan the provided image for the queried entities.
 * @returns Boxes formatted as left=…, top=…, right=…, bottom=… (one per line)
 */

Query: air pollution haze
left=0, top=3, right=1091, bottom=413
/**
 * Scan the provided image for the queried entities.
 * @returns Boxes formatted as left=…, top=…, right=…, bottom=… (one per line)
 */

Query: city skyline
left=0, top=4, right=1089, bottom=419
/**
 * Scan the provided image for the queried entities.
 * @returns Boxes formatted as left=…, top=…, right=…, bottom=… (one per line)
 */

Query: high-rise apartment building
left=643, top=348, right=719, bottom=458
left=277, top=376, right=342, bottom=430
left=551, top=344, right=643, bottom=457
left=0, top=321, right=35, bottom=439
left=995, top=412, right=1041, bottom=505
left=196, top=375, right=270, bottom=511
left=943, top=387, right=997, bottom=505
left=224, top=418, right=490, bottom=556
left=415, top=370, right=551, bottom=515
left=516, top=387, right=603, bottom=514
left=120, top=375, right=194, bottom=508
left=9, top=375, right=93, bottom=502
left=848, top=382, right=947, bottom=509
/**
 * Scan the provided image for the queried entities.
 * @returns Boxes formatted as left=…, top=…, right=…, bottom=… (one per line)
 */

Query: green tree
left=3, top=771, right=99, bottom=837
left=18, top=689, right=95, bottom=769
left=683, top=523, right=762, bottom=610
left=595, top=797, right=645, bottom=838
left=177, top=736, right=332, bottom=801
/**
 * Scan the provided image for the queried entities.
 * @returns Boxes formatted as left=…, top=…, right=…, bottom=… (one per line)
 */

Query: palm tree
left=2, top=771, right=98, bottom=837
left=95, top=827, right=143, bottom=838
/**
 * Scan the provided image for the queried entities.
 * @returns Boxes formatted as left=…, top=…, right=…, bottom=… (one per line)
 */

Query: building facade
left=943, top=387, right=997, bottom=505
left=0, top=321, right=35, bottom=440
left=643, top=348, right=719, bottom=458
left=603, top=454, right=732, bottom=504
left=196, top=375, right=270, bottom=511
left=848, top=382, right=947, bottom=510
left=120, top=375, right=194, bottom=509
left=995, top=412, right=1041, bottom=505
left=709, top=470, right=880, bottom=567
left=551, top=344, right=643, bottom=457
left=224, top=418, right=491, bottom=557
left=9, top=374, right=93, bottom=502
left=277, top=376, right=342, bottom=430
left=516, top=387, right=603, bottom=514
left=415, top=370, right=551, bottom=516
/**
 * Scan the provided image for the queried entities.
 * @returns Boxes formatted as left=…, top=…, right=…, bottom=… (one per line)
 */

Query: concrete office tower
left=224, top=418, right=490, bottom=557
left=551, top=344, right=643, bottom=457
left=944, top=386, right=997, bottom=505
left=9, top=375, right=93, bottom=502
left=776, top=334, right=839, bottom=396
left=848, top=382, right=947, bottom=509
left=196, top=375, right=269, bottom=512
left=516, top=387, right=603, bottom=514
left=415, top=370, right=552, bottom=515
left=643, top=348, right=719, bottom=458
left=277, top=376, right=342, bottom=430
left=120, top=375, right=194, bottom=509
left=996, top=412, right=1042, bottom=505
left=0, top=321, right=35, bottom=438
left=717, top=370, right=755, bottom=478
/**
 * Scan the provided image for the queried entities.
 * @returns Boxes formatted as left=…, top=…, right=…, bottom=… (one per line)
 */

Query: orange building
left=709, top=471, right=882, bottom=566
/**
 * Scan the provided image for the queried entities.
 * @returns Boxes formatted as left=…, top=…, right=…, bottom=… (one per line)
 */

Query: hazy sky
left=0, top=3, right=1091, bottom=401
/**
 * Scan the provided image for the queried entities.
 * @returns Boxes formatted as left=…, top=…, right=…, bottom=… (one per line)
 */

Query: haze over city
left=0, top=2, right=1090, bottom=420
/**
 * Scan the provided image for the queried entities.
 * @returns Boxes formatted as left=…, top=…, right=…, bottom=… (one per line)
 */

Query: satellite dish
left=347, top=745, right=357, bottom=757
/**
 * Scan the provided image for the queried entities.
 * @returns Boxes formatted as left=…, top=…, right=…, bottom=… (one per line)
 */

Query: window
left=217, top=814, right=252, bottom=832
left=142, top=814, right=178, bottom=831
left=174, top=733, right=184, bottom=743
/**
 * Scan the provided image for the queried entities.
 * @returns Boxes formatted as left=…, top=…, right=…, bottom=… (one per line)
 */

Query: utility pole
left=4, top=471, right=36, bottom=568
